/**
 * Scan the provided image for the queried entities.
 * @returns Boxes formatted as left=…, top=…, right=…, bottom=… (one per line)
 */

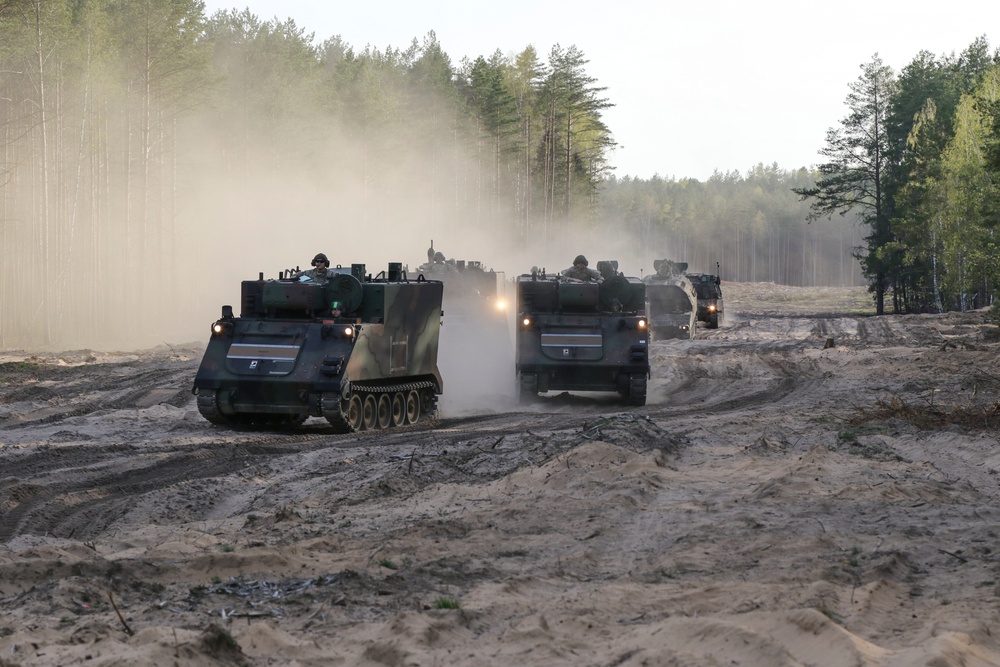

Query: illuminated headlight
left=637, top=319, right=647, bottom=329
left=495, top=299, right=507, bottom=311
left=708, top=304, right=716, bottom=312
left=343, top=326, right=355, bottom=338
left=211, top=321, right=232, bottom=336
left=521, top=317, right=531, bottom=328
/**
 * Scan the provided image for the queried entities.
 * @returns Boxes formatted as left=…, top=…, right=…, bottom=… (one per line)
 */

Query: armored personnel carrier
left=687, top=270, right=724, bottom=329
left=192, top=262, right=443, bottom=432
left=416, top=243, right=512, bottom=405
left=515, top=261, right=649, bottom=405
left=417, top=244, right=508, bottom=326
left=643, top=259, right=697, bottom=340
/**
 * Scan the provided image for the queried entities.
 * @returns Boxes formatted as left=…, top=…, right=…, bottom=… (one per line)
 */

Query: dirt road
left=2, top=282, right=999, bottom=666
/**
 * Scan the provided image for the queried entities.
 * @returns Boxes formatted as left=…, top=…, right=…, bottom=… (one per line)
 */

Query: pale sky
left=201, top=0, right=997, bottom=181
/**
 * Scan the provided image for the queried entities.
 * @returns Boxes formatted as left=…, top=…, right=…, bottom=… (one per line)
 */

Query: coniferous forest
left=1, top=1, right=998, bottom=348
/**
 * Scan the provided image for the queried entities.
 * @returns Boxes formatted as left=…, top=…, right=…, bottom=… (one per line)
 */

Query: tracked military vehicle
left=417, top=244, right=508, bottom=327
left=515, top=261, right=649, bottom=405
left=192, top=262, right=443, bottom=432
left=416, top=243, right=512, bottom=403
left=643, top=259, right=697, bottom=340
left=688, top=269, right=724, bottom=329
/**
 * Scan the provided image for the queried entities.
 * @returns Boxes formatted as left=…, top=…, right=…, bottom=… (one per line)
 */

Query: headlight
left=495, top=300, right=507, bottom=311
left=708, top=304, right=716, bottom=312
left=343, top=326, right=355, bottom=338
left=521, top=316, right=531, bottom=328
left=211, top=321, right=232, bottom=336
left=637, top=319, right=647, bottom=329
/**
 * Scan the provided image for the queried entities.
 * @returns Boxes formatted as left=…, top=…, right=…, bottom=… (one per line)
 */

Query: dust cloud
left=2, top=80, right=683, bottom=355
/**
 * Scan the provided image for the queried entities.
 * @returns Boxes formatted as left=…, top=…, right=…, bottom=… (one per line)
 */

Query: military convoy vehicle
left=643, top=259, right=698, bottom=340
left=415, top=242, right=512, bottom=404
left=416, top=243, right=508, bottom=327
left=192, top=262, right=444, bottom=432
left=688, top=269, right=724, bottom=329
left=515, top=261, right=649, bottom=405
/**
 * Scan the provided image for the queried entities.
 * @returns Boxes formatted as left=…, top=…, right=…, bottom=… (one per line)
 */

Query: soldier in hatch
left=561, top=255, right=603, bottom=283
left=296, top=252, right=331, bottom=285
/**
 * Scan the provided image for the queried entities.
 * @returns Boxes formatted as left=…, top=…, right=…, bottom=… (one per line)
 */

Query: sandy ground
left=2, top=282, right=1000, bottom=666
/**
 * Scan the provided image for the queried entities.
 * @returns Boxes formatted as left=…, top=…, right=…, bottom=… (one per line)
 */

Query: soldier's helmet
left=574, top=255, right=588, bottom=266
left=312, top=253, right=329, bottom=267
left=434, top=251, right=446, bottom=262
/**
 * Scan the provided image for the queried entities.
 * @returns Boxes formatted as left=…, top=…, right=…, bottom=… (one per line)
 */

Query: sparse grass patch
left=219, top=543, right=235, bottom=553
left=0, top=361, right=40, bottom=372
left=850, top=395, right=1000, bottom=431
left=832, top=425, right=902, bottom=461
left=433, top=596, right=461, bottom=610
left=379, top=559, right=398, bottom=570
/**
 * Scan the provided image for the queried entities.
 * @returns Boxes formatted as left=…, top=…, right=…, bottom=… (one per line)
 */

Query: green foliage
left=1, top=9, right=998, bottom=348
left=794, top=54, right=898, bottom=314
left=433, top=596, right=461, bottom=609
left=798, top=40, right=1000, bottom=315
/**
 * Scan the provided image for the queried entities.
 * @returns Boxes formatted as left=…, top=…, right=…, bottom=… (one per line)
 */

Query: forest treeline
left=0, top=0, right=991, bottom=348
left=794, top=39, right=1000, bottom=315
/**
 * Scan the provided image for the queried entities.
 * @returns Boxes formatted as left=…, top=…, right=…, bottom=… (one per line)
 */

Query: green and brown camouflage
left=643, top=259, right=698, bottom=340
left=192, top=262, right=444, bottom=431
left=515, top=260, right=649, bottom=405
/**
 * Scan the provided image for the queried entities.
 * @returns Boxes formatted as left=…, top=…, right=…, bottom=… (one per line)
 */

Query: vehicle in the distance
left=515, top=260, right=649, bottom=405
left=192, top=262, right=443, bottom=432
left=643, top=259, right=697, bottom=340
left=687, top=268, right=724, bottom=329
left=415, top=243, right=512, bottom=406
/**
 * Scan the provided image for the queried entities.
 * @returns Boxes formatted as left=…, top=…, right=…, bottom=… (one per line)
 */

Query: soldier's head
left=573, top=255, right=588, bottom=268
left=433, top=251, right=446, bottom=263
left=312, top=253, right=329, bottom=268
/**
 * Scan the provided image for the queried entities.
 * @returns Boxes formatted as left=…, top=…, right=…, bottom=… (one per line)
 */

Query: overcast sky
left=201, top=0, right=996, bottom=181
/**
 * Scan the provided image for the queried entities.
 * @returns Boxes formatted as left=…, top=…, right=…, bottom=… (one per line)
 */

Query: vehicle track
left=0, top=308, right=939, bottom=542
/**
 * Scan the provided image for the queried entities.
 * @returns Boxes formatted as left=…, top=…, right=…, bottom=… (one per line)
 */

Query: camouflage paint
left=192, top=264, right=443, bottom=431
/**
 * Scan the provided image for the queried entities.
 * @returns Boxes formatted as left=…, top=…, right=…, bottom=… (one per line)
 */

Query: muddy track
left=0, top=306, right=969, bottom=544
left=0, top=437, right=336, bottom=541
left=0, top=400, right=600, bottom=541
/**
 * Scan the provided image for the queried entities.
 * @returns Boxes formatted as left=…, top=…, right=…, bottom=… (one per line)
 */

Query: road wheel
left=391, top=393, right=406, bottom=427
left=362, top=395, right=377, bottom=430
left=405, top=390, right=420, bottom=424
left=376, top=394, right=392, bottom=429
left=347, top=394, right=364, bottom=431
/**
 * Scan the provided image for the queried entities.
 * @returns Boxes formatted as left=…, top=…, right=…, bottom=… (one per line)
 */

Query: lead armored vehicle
left=192, top=262, right=443, bottom=432
left=515, top=261, right=649, bottom=405
left=643, top=259, right=697, bottom=340
left=688, top=269, right=724, bottom=329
